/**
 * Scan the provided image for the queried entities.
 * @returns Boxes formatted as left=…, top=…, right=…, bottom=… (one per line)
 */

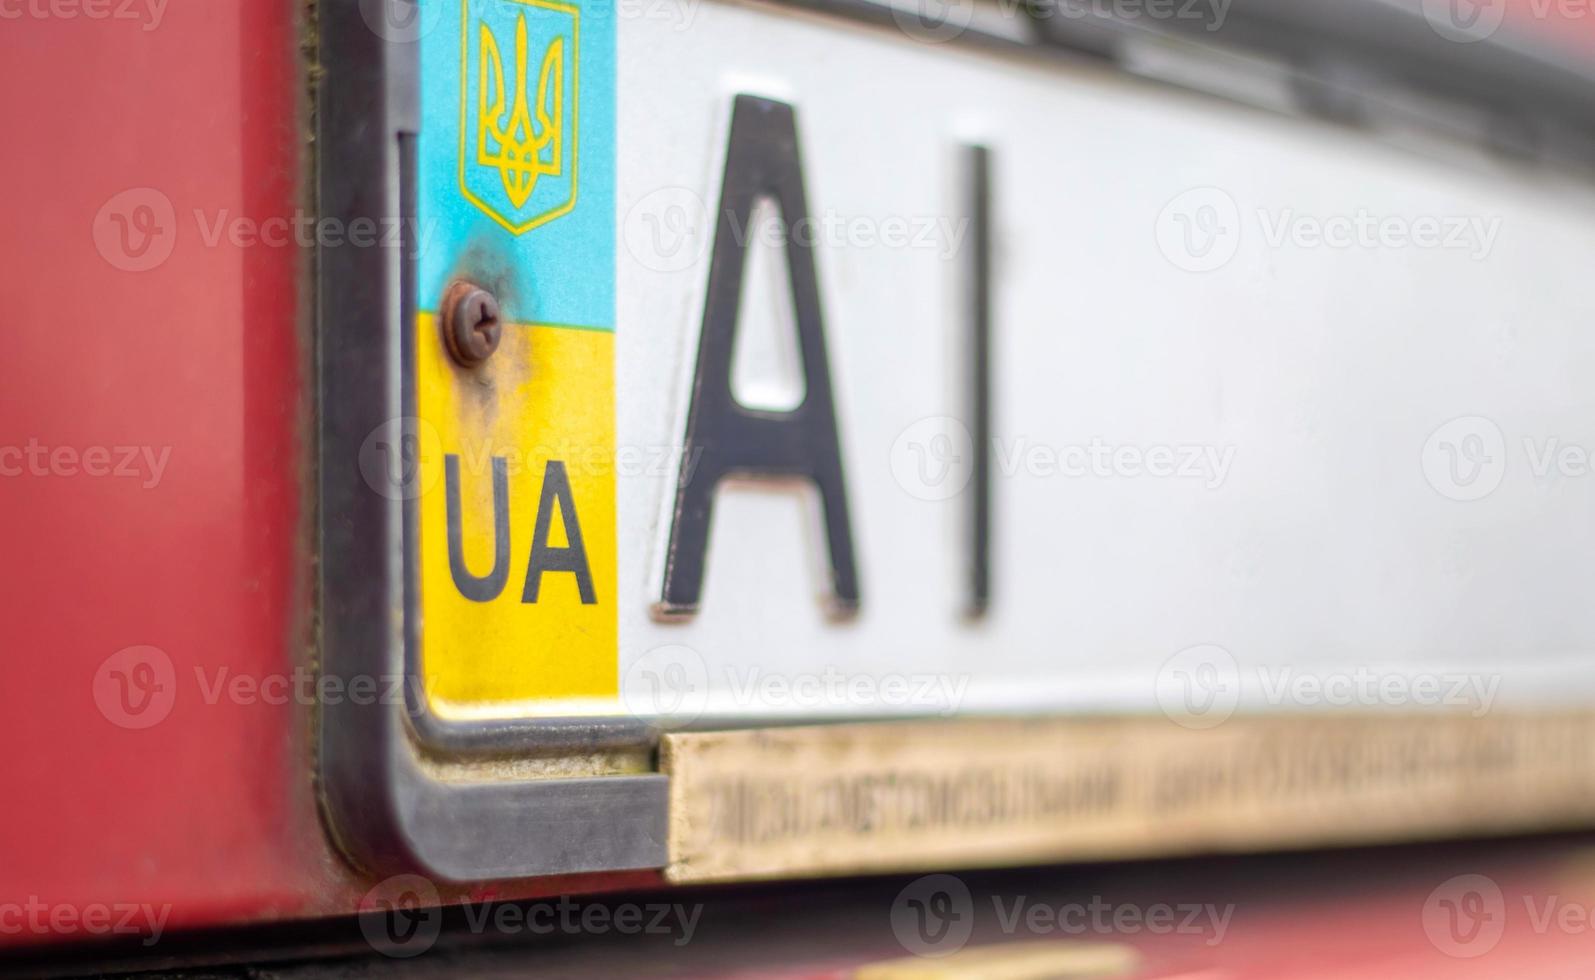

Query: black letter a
left=523, top=460, right=597, bottom=605
left=658, top=95, right=859, bottom=618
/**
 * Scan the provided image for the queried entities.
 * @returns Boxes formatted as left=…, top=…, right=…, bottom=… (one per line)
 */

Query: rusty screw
left=442, top=281, right=502, bottom=367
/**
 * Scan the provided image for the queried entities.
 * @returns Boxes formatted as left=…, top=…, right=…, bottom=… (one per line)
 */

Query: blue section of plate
left=419, top=0, right=614, bottom=330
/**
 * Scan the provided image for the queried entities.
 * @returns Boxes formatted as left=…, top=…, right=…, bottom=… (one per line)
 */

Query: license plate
left=318, top=0, right=1595, bottom=881
left=415, top=0, right=1595, bottom=724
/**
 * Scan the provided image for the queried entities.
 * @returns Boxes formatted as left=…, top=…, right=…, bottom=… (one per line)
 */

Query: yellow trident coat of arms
left=461, top=0, right=579, bottom=235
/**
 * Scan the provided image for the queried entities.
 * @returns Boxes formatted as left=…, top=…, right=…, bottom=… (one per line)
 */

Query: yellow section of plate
left=416, top=312, right=617, bottom=716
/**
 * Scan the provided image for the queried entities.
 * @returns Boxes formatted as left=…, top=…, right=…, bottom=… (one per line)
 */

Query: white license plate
left=605, top=1, right=1595, bottom=726
left=410, top=0, right=1595, bottom=727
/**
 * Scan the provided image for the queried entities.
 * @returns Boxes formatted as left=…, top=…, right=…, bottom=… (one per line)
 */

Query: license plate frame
left=317, top=0, right=665, bottom=882
left=317, top=0, right=1595, bottom=883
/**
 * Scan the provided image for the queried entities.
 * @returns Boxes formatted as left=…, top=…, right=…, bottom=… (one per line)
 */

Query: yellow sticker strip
left=663, top=713, right=1595, bottom=883
left=416, top=313, right=617, bottom=717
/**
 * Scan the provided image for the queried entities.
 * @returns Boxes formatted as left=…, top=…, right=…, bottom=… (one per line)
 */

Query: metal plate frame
left=787, top=0, right=1595, bottom=167
left=316, top=0, right=1595, bottom=882
left=316, top=0, right=666, bottom=881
